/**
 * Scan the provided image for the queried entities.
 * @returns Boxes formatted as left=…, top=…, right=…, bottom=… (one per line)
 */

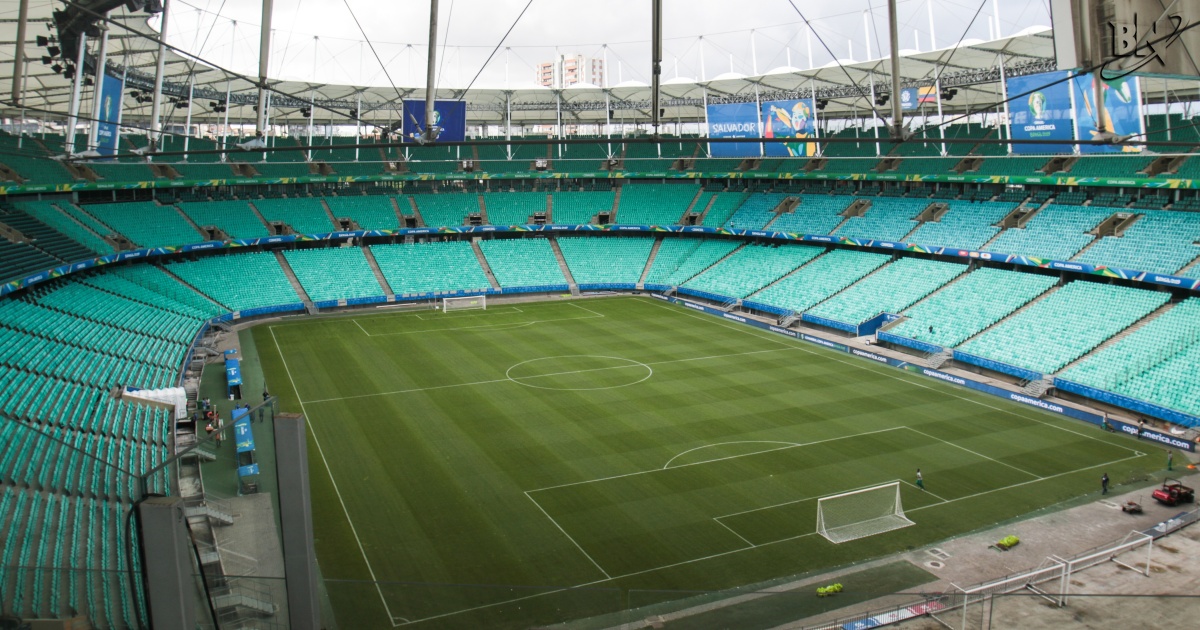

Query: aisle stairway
left=361, top=246, right=395, bottom=299
left=637, top=237, right=664, bottom=290
left=273, top=250, right=315, bottom=313
left=471, top=240, right=502, bottom=290
left=549, top=237, right=580, bottom=295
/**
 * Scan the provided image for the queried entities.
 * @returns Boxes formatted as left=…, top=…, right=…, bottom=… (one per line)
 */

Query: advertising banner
left=1072, top=73, right=1143, bottom=153
left=762, top=98, right=818, bottom=157
left=898, top=86, right=937, bottom=112
left=1007, top=71, right=1075, bottom=154
left=96, top=72, right=124, bottom=156
left=706, top=102, right=761, bottom=157
left=402, top=99, right=467, bottom=142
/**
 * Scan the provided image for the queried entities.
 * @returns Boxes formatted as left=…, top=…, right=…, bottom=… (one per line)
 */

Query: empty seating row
left=683, top=243, right=823, bottom=299
left=557, top=236, right=655, bottom=287
left=370, top=241, right=492, bottom=296
left=283, top=247, right=383, bottom=302
left=806, top=257, right=967, bottom=325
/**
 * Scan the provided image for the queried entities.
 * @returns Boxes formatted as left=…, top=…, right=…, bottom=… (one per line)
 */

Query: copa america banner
left=898, top=86, right=936, bottom=112
left=706, top=102, right=761, bottom=157
left=402, top=99, right=467, bottom=143
left=95, top=72, right=124, bottom=156
left=1072, top=72, right=1143, bottom=153
left=762, top=99, right=818, bottom=157
left=1007, top=70, right=1075, bottom=154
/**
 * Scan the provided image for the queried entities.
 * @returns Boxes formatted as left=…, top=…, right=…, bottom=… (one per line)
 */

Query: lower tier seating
left=283, top=247, right=383, bottom=302
left=643, top=238, right=741, bottom=287
left=749, top=250, right=891, bottom=313
left=370, top=241, right=492, bottom=296
left=557, top=236, right=654, bottom=287
left=682, top=243, right=823, bottom=299
left=166, top=252, right=301, bottom=312
left=478, top=238, right=568, bottom=288
left=805, top=258, right=967, bottom=325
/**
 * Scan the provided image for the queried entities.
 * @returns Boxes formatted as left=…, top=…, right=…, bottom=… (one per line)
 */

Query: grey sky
left=160, top=0, right=1051, bottom=89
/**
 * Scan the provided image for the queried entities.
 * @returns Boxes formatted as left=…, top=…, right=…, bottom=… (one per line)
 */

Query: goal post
left=442, top=295, right=487, bottom=313
left=816, top=482, right=914, bottom=544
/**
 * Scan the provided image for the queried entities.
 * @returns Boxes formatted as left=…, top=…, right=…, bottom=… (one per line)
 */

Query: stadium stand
left=478, top=238, right=568, bottom=288
left=834, top=198, right=924, bottom=241
left=0, top=132, right=80, bottom=185
left=749, top=250, right=892, bottom=314
left=253, top=197, right=335, bottom=234
left=886, top=268, right=1059, bottom=347
left=985, top=204, right=1114, bottom=261
left=0, top=203, right=95, bottom=265
left=166, top=252, right=301, bottom=312
left=615, top=183, right=699, bottom=225
left=9, top=201, right=113, bottom=255
left=370, top=241, right=492, bottom=295
left=82, top=201, right=202, bottom=249
left=683, top=243, right=824, bottom=299
left=905, top=201, right=1015, bottom=250
left=283, top=247, right=383, bottom=302
left=805, top=257, right=967, bottom=325
left=768, top=195, right=853, bottom=235
left=699, top=191, right=750, bottom=227
left=411, top=193, right=481, bottom=227
left=324, top=195, right=401, bottom=230
left=725, top=192, right=788, bottom=230
left=1073, top=210, right=1200, bottom=275
left=958, top=281, right=1170, bottom=375
left=643, top=238, right=741, bottom=287
left=551, top=190, right=613, bottom=224
left=482, top=191, right=547, bottom=225
left=557, top=236, right=655, bottom=287
left=178, top=200, right=271, bottom=239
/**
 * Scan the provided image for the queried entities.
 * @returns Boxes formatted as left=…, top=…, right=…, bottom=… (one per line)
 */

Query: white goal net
left=442, top=295, right=487, bottom=313
left=816, top=482, right=914, bottom=544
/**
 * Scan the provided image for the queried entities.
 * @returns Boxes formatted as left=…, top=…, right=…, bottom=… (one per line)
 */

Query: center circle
left=505, top=355, right=653, bottom=391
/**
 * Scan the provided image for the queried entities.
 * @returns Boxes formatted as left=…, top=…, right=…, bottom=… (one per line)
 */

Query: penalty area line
left=524, top=491, right=611, bottom=579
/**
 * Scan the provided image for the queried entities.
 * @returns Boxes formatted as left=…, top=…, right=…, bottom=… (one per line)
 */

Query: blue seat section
left=1074, top=210, right=1200, bottom=275
left=725, top=193, right=788, bottom=230
left=82, top=201, right=202, bottom=248
left=178, top=200, right=271, bottom=239
left=986, top=204, right=1113, bottom=261
left=834, top=198, right=925, bottom=242
left=906, top=201, right=1016, bottom=250
left=166, top=252, right=300, bottom=312
left=551, top=190, right=614, bottom=224
left=683, top=243, right=824, bottom=299
left=557, top=236, right=655, bottom=287
left=615, top=183, right=698, bottom=225
left=959, top=281, right=1170, bottom=375
left=768, top=195, right=852, bottom=235
left=478, top=238, right=568, bottom=288
left=253, top=197, right=335, bottom=235
left=370, top=241, right=492, bottom=296
left=10, top=200, right=112, bottom=255
left=749, top=250, right=892, bottom=314
left=283, top=248, right=383, bottom=302
left=1059, top=298, right=1200, bottom=416
left=483, top=191, right=547, bottom=226
left=412, top=193, right=481, bottom=227
left=806, top=258, right=967, bottom=325
left=886, top=268, right=1058, bottom=347
left=324, top=195, right=401, bottom=231
left=700, top=191, right=750, bottom=227
left=643, top=238, right=741, bottom=287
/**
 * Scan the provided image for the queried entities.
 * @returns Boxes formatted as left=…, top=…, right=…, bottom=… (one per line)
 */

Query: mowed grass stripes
left=252, top=296, right=1157, bottom=629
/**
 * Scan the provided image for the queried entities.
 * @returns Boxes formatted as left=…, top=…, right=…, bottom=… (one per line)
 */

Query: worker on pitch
left=916, top=469, right=925, bottom=490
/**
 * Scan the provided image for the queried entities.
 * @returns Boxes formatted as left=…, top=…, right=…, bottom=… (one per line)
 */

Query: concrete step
left=548, top=236, right=578, bottom=291
left=470, top=239, right=502, bottom=290
left=637, top=237, right=664, bottom=289
left=361, top=245, right=395, bottom=299
left=273, top=250, right=313, bottom=305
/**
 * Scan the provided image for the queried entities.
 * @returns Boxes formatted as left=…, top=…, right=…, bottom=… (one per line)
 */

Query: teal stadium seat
left=167, top=252, right=300, bottom=311
left=371, top=241, right=492, bottom=296
left=750, top=250, right=892, bottom=314
left=283, top=248, right=384, bottom=302
left=683, top=243, right=824, bottom=299
left=83, top=201, right=202, bottom=248
left=557, top=236, right=655, bottom=287
left=479, top=238, right=568, bottom=288
left=806, top=257, right=966, bottom=325
left=325, top=195, right=402, bottom=230
left=643, top=238, right=741, bottom=287
left=178, top=200, right=271, bottom=239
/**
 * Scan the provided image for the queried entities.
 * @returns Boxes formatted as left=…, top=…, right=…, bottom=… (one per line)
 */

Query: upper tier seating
left=1060, top=298, right=1200, bottom=416
left=834, top=198, right=925, bottom=242
left=682, top=243, right=824, bottom=299
left=616, top=183, right=698, bottom=225
left=551, top=190, right=613, bottom=224
left=1073, top=210, right=1200, bottom=275
left=82, top=201, right=201, bottom=249
left=483, top=191, right=547, bottom=225
left=166, top=252, right=300, bottom=312
left=478, top=238, right=568, bottom=289
left=0, top=239, right=60, bottom=281
left=958, top=281, right=1170, bottom=375
left=557, top=236, right=655, bottom=286
left=324, top=195, right=401, bottom=231
left=643, top=238, right=741, bottom=287
left=178, top=200, right=270, bottom=239
left=906, top=201, right=1015, bottom=250
left=253, top=197, right=335, bottom=235
left=700, top=191, right=750, bottom=227
left=412, top=193, right=480, bottom=227
left=370, top=241, right=491, bottom=296
left=725, top=193, right=788, bottom=230
left=986, top=204, right=1114, bottom=261
left=0, top=132, right=80, bottom=185
left=805, top=258, right=967, bottom=325
left=0, top=203, right=95, bottom=265
left=283, top=248, right=382, bottom=302
left=749, top=250, right=892, bottom=314
left=767, top=195, right=852, bottom=235
left=886, top=268, right=1058, bottom=347
left=10, top=201, right=112, bottom=255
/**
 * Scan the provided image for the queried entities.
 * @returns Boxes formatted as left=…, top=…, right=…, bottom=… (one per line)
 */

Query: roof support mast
left=887, top=0, right=904, bottom=139
left=651, top=0, right=662, bottom=135
left=11, top=0, right=29, bottom=106
left=150, top=0, right=171, bottom=146
left=256, top=0, right=273, bottom=136
left=424, top=0, right=439, bottom=142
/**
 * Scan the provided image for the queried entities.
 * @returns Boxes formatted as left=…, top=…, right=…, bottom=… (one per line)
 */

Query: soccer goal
left=816, top=482, right=915, bottom=544
left=442, top=295, right=487, bottom=313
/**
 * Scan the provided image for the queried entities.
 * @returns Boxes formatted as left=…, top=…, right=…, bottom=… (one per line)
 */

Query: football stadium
left=1, top=0, right=1199, bottom=628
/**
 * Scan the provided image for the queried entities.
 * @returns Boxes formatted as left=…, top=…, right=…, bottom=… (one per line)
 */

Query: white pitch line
left=353, top=319, right=372, bottom=337
left=662, top=441, right=803, bottom=470
left=524, top=491, right=611, bottom=579
left=899, top=478, right=951, bottom=504
left=269, top=326, right=402, bottom=627
left=638, top=298, right=1144, bottom=456
left=713, top=518, right=757, bottom=548
left=904, top=426, right=1043, bottom=480
left=527, top=426, right=907, bottom=494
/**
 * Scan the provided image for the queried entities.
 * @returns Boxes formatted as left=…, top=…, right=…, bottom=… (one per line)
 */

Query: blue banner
left=233, top=408, right=261, bottom=477
left=1072, top=73, right=1143, bottom=153
left=402, top=99, right=467, bottom=142
left=706, top=102, right=761, bottom=157
left=762, top=99, right=818, bottom=157
left=1007, top=71, right=1075, bottom=154
left=96, top=72, right=123, bottom=156
left=898, top=86, right=936, bottom=112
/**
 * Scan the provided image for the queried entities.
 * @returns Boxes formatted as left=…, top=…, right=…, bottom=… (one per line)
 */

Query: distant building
left=536, top=54, right=604, bottom=88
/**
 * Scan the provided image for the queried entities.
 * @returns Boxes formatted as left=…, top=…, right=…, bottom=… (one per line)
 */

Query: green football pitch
left=252, top=296, right=1159, bottom=629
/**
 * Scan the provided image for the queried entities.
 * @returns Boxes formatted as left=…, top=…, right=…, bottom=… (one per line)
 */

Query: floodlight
left=47, top=46, right=61, bottom=57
